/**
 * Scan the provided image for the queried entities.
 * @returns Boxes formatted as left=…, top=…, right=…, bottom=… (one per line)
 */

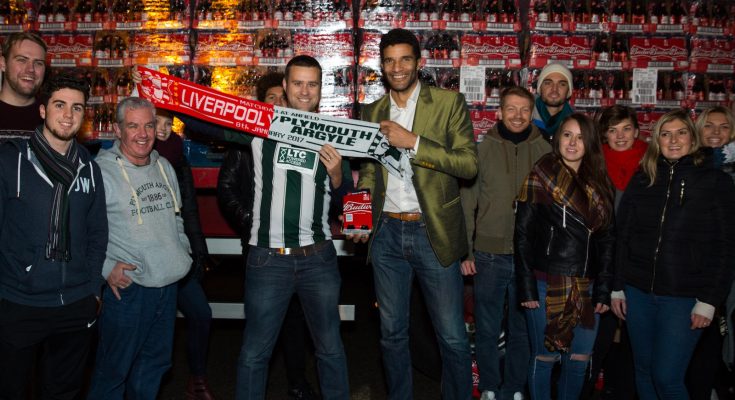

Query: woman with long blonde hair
left=611, top=109, right=735, bottom=400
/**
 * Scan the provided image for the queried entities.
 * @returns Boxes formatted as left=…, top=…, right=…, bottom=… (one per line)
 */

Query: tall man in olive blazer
left=359, top=85, right=478, bottom=265
left=355, top=29, right=478, bottom=400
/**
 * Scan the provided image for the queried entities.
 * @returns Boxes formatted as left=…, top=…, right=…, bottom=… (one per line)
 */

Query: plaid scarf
left=518, top=153, right=607, bottom=231
left=519, top=154, right=605, bottom=351
left=544, top=275, right=595, bottom=352
left=29, top=127, right=80, bottom=261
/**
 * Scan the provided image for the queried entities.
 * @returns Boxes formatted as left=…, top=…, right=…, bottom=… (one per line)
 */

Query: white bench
left=185, top=239, right=356, bottom=321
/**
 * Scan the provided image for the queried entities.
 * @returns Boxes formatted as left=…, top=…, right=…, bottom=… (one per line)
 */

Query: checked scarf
left=518, top=154, right=606, bottom=352
left=544, top=275, right=595, bottom=352
left=29, top=127, right=80, bottom=261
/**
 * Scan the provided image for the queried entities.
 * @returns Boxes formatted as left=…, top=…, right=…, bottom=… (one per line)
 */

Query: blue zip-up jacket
left=0, top=138, right=108, bottom=307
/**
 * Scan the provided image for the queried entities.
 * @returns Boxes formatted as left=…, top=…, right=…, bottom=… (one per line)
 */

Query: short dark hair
left=499, top=86, right=534, bottom=109
left=156, top=108, right=173, bottom=120
left=379, top=28, right=421, bottom=62
left=284, top=55, right=322, bottom=83
left=1, top=32, right=47, bottom=58
left=256, top=72, right=285, bottom=102
left=39, top=73, right=90, bottom=107
left=597, top=105, right=639, bottom=140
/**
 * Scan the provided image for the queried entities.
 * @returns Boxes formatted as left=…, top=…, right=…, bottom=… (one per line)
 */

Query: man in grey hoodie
left=87, top=97, right=191, bottom=399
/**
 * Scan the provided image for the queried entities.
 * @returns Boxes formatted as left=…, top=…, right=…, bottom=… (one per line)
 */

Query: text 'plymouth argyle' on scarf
left=136, top=66, right=406, bottom=178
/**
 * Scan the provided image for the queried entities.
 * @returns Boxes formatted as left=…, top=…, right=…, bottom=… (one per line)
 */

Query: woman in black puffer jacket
left=514, top=113, right=615, bottom=400
left=611, top=109, right=735, bottom=400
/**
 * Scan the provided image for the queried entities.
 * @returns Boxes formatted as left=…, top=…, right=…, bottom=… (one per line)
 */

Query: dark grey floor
left=157, top=255, right=442, bottom=399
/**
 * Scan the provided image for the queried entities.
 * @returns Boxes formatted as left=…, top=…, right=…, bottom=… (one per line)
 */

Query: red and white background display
left=1, top=0, right=734, bottom=144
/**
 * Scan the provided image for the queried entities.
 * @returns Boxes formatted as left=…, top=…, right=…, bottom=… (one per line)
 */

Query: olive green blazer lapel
left=372, top=84, right=433, bottom=185
left=411, top=84, right=433, bottom=147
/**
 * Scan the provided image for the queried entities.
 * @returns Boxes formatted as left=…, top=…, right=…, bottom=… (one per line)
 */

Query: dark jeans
left=0, top=296, right=97, bottom=400
left=177, top=274, right=213, bottom=377
left=625, top=285, right=702, bottom=400
left=235, top=243, right=348, bottom=400
left=87, top=283, right=178, bottom=400
left=370, top=216, right=472, bottom=400
left=473, top=252, right=529, bottom=398
left=280, top=295, right=310, bottom=390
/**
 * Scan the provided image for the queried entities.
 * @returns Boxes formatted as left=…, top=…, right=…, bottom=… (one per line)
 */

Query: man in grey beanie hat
left=531, top=62, right=574, bottom=142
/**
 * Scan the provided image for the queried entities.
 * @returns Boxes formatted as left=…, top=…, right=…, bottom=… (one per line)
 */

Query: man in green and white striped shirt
left=180, top=55, right=352, bottom=400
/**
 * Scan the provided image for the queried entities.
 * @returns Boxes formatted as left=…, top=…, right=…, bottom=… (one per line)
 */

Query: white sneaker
left=512, top=392, right=524, bottom=400
left=480, top=391, right=496, bottom=400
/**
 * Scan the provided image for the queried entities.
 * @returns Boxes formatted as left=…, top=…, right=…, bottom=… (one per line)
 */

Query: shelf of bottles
left=0, top=0, right=193, bottom=140
left=355, top=0, right=524, bottom=144
left=179, top=0, right=358, bottom=121
left=356, top=0, right=735, bottom=141
left=1, top=0, right=734, bottom=143
left=526, top=0, right=735, bottom=138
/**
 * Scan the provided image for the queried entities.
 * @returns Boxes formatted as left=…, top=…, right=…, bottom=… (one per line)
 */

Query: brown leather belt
left=384, top=212, right=422, bottom=222
left=271, top=240, right=330, bottom=256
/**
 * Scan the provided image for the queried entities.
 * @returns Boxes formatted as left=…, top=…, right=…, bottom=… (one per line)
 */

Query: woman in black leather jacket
left=611, top=109, right=735, bottom=400
left=514, top=113, right=615, bottom=400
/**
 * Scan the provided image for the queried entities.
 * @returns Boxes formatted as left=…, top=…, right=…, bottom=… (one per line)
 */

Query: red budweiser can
left=342, top=191, right=372, bottom=235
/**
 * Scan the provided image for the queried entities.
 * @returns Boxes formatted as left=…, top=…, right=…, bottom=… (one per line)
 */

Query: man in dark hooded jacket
left=0, top=74, right=108, bottom=399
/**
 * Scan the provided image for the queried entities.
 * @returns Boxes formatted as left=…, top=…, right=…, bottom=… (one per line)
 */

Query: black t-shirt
left=0, top=99, right=42, bottom=140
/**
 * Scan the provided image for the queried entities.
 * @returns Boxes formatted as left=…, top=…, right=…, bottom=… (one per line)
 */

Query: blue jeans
left=87, top=283, right=178, bottom=400
left=625, top=285, right=702, bottom=400
left=473, top=252, right=529, bottom=398
left=370, top=216, right=472, bottom=400
left=177, top=275, right=213, bottom=376
left=525, top=279, right=599, bottom=400
left=280, top=295, right=310, bottom=389
left=235, top=242, right=348, bottom=400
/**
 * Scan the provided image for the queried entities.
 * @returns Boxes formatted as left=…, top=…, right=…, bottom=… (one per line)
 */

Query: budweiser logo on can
left=343, top=191, right=372, bottom=235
